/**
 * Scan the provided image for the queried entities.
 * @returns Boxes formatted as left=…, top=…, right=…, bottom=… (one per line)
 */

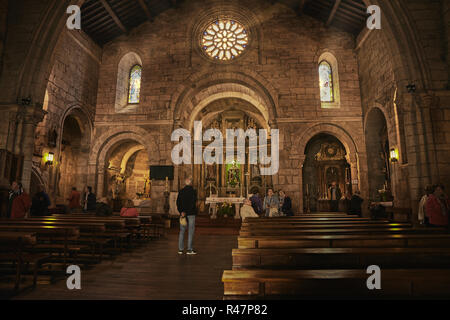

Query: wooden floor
left=13, top=231, right=237, bottom=300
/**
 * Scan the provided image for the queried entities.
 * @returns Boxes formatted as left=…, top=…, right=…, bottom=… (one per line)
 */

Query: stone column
left=97, top=164, right=105, bottom=198
left=296, top=155, right=305, bottom=215
left=20, top=105, right=45, bottom=191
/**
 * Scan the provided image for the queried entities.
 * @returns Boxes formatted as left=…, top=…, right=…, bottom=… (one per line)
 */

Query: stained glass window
left=201, top=19, right=249, bottom=61
left=128, top=65, right=142, bottom=104
left=319, top=61, right=334, bottom=102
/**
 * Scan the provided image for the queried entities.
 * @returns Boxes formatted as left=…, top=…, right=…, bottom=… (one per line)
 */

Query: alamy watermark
left=66, top=5, right=81, bottom=30
left=366, top=265, right=381, bottom=290
left=171, top=121, right=279, bottom=175
left=66, top=265, right=81, bottom=290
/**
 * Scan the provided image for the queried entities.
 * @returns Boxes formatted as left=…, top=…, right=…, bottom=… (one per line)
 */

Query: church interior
left=0, top=0, right=450, bottom=301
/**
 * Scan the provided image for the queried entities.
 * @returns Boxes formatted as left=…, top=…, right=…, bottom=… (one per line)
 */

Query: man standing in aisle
left=177, top=177, right=197, bottom=255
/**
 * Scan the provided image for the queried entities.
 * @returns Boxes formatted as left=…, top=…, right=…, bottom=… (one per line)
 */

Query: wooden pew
left=222, top=269, right=450, bottom=299
left=232, top=247, right=450, bottom=269
left=241, top=223, right=411, bottom=232
left=0, top=220, right=107, bottom=261
left=0, top=231, right=50, bottom=290
left=238, top=233, right=450, bottom=249
left=385, top=207, right=412, bottom=222
left=245, top=217, right=373, bottom=222
left=53, top=213, right=163, bottom=240
left=242, top=220, right=390, bottom=226
left=0, top=224, right=81, bottom=265
left=238, top=227, right=442, bottom=237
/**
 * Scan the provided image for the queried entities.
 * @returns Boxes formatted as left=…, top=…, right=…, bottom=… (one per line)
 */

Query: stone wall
left=92, top=0, right=366, bottom=213
left=33, top=29, right=101, bottom=203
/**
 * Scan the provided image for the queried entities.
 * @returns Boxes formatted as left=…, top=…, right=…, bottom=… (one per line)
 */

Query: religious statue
left=247, top=118, right=257, bottom=130
left=227, top=161, right=240, bottom=187
left=211, top=119, right=220, bottom=130
left=111, top=173, right=127, bottom=199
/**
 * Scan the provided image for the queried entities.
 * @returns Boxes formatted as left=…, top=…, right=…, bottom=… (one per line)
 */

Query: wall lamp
left=45, top=152, right=54, bottom=166
left=389, top=148, right=399, bottom=163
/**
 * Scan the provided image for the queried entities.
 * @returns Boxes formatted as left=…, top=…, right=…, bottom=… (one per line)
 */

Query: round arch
left=295, top=123, right=359, bottom=157
left=88, top=127, right=159, bottom=197
left=171, top=68, right=279, bottom=124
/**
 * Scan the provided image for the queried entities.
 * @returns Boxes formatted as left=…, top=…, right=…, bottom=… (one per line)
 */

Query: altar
left=186, top=110, right=275, bottom=217
left=205, top=196, right=245, bottom=219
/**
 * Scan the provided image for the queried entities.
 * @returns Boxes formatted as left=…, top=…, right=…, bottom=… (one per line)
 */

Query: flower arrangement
left=217, top=202, right=235, bottom=218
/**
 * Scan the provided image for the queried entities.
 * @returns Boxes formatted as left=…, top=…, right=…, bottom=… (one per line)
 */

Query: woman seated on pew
left=120, top=199, right=139, bottom=217
left=240, top=199, right=259, bottom=220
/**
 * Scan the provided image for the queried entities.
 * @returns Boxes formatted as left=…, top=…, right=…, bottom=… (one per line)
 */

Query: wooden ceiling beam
left=326, top=0, right=342, bottom=26
left=346, top=0, right=366, bottom=10
left=136, top=0, right=152, bottom=20
left=99, top=0, right=127, bottom=33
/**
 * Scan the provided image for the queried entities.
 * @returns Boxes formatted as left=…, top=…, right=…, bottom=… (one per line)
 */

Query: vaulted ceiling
left=81, top=0, right=368, bottom=46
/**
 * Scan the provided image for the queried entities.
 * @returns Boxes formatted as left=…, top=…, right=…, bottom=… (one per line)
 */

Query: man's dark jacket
left=176, top=185, right=197, bottom=216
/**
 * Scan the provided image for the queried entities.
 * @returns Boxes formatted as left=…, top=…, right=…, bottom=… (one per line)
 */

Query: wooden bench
left=0, top=224, right=81, bottom=265
left=385, top=207, right=412, bottom=222
left=239, top=227, right=441, bottom=237
left=0, top=231, right=50, bottom=290
left=232, top=247, right=450, bottom=269
left=0, top=220, right=107, bottom=261
left=242, top=220, right=391, bottom=226
left=241, top=223, right=411, bottom=231
left=238, top=233, right=450, bottom=249
left=222, top=269, right=450, bottom=299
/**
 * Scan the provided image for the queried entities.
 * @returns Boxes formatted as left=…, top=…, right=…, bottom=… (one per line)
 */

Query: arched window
left=318, top=52, right=340, bottom=108
left=115, top=52, right=142, bottom=113
left=128, top=65, right=142, bottom=104
left=319, top=61, right=334, bottom=102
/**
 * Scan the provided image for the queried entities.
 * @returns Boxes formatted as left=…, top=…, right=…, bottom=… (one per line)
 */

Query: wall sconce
left=45, top=152, right=54, bottom=165
left=389, top=148, right=399, bottom=163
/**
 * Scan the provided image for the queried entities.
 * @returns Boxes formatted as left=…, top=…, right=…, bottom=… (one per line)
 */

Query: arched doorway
left=365, top=107, right=392, bottom=201
left=103, top=140, right=150, bottom=210
left=302, top=133, right=350, bottom=212
left=57, top=109, right=91, bottom=203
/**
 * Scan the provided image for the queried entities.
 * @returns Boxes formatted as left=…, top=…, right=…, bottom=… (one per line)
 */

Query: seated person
left=240, top=198, right=259, bottom=220
left=250, top=191, right=263, bottom=215
left=349, top=191, right=364, bottom=217
left=279, top=190, right=293, bottom=216
left=120, top=199, right=139, bottom=217
left=96, top=197, right=113, bottom=217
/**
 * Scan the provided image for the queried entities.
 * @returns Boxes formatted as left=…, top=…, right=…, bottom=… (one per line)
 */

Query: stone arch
left=295, top=123, right=359, bottom=157
left=88, top=127, right=159, bottom=197
left=171, top=68, right=279, bottom=126
left=56, top=105, right=93, bottom=202
left=58, top=104, right=93, bottom=151
left=120, top=146, right=146, bottom=175
left=294, top=123, right=367, bottom=213
left=364, top=104, right=398, bottom=148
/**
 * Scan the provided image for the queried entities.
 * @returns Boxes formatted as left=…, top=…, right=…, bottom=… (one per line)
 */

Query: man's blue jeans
left=179, top=215, right=195, bottom=251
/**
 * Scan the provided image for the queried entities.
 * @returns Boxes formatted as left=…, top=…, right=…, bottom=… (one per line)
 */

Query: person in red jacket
left=67, top=187, right=81, bottom=212
left=120, top=199, right=139, bottom=217
left=426, top=184, right=449, bottom=228
left=10, top=183, right=31, bottom=219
